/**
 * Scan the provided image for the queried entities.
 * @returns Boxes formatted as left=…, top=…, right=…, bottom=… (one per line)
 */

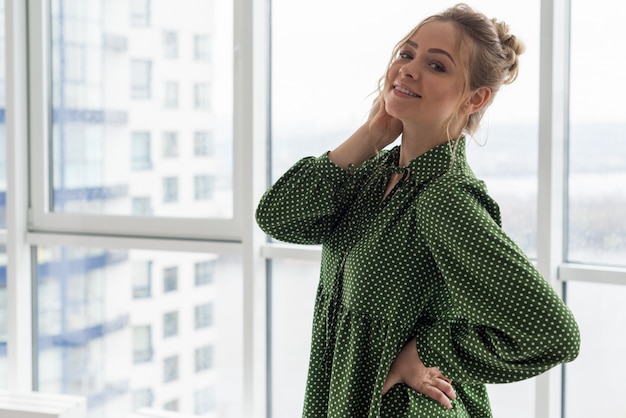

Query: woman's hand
left=328, top=95, right=402, bottom=170
left=382, top=337, right=457, bottom=410
left=367, top=95, right=403, bottom=151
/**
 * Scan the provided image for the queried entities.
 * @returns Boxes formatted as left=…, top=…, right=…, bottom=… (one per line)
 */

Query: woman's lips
left=393, top=84, right=421, bottom=98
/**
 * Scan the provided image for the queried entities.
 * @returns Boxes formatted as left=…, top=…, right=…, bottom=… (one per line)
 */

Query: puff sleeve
left=256, top=152, right=371, bottom=245
left=415, top=174, right=580, bottom=384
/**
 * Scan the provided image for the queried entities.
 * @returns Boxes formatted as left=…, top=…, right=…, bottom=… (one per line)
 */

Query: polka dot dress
left=256, top=139, right=580, bottom=417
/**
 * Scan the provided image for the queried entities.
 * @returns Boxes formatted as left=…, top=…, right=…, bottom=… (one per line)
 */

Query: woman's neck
left=397, top=125, right=458, bottom=167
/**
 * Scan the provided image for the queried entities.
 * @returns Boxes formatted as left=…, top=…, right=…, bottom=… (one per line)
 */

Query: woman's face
left=383, top=20, right=468, bottom=133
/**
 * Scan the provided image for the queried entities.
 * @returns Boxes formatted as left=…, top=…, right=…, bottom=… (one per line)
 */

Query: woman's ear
left=461, top=87, right=492, bottom=115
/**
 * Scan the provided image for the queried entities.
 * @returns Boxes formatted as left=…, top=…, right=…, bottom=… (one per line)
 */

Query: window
left=194, top=175, right=214, bottom=200
left=162, top=31, right=178, bottom=59
left=194, top=345, right=214, bottom=372
left=194, top=34, right=211, bottom=61
left=162, top=177, right=178, bottom=203
left=564, top=281, right=626, bottom=417
left=163, top=266, right=178, bottom=293
left=130, top=0, right=151, bottom=27
left=194, top=302, right=213, bottom=330
left=132, top=388, right=154, bottom=410
left=163, top=399, right=179, bottom=411
left=13, top=0, right=242, bottom=415
left=132, top=261, right=152, bottom=299
left=0, top=246, right=7, bottom=389
left=162, top=132, right=178, bottom=158
left=131, top=132, right=152, bottom=170
left=31, top=246, right=243, bottom=416
left=163, top=81, right=179, bottom=108
left=163, top=311, right=178, bottom=338
left=194, top=260, right=215, bottom=286
left=131, top=60, right=152, bottom=99
left=567, top=0, right=626, bottom=267
left=63, top=45, right=86, bottom=82
left=132, top=197, right=152, bottom=216
left=193, top=83, right=211, bottom=110
left=194, top=386, right=216, bottom=415
left=9, top=1, right=621, bottom=418
left=193, top=131, right=214, bottom=157
left=40, top=0, right=235, bottom=229
left=133, top=325, right=153, bottom=363
left=163, top=355, right=178, bottom=383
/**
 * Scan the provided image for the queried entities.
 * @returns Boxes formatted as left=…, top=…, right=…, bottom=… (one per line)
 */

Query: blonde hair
left=380, top=3, right=525, bottom=137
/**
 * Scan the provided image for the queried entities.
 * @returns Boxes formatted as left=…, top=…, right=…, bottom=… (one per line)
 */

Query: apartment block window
left=193, top=83, right=211, bottom=110
left=162, top=132, right=178, bottom=158
left=194, top=386, right=216, bottom=415
left=132, top=388, right=154, bottom=410
left=163, top=82, right=179, bottom=108
left=163, top=266, right=178, bottom=293
left=131, top=131, right=152, bottom=170
left=163, top=399, right=179, bottom=411
left=163, top=177, right=178, bottom=203
left=132, top=261, right=152, bottom=299
left=163, top=355, right=179, bottom=383
left=130, top=0, right=151, bottom=27
left=195, top=260, right=215, bottom=286
left=162, top=31, right=178, bottom=59
left=133, top=325, right=153, bottom=363
left=132, top=197, right=152, bottom=216
left=194, top=34, right=211, bottom=61
left=194, top=345, right=214, bottom=372
left=194, top=302, right=213, bottom=330
left=194, top=175, right=214, bottom=200
left=64, top=45, right=86, bottom=82
left=193, top=131, right=214, bottom=157
left=131, top=59, right=152, bottom=99
left=163, top=311, right=178, bottom=338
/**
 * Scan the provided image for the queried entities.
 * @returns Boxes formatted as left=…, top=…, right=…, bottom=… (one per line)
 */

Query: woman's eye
left=429, top=62, right=445, bottom=72
left=397, top=51, right=413, bottom=60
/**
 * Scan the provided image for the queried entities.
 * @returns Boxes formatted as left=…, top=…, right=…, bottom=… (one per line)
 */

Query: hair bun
left=491, top=18, right=525, bottom=84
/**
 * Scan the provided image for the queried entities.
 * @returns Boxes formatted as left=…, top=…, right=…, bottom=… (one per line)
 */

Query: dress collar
left=383, top=137, right=467, bottom=185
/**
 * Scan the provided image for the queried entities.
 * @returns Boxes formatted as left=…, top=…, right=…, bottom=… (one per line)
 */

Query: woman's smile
left=393, top=83, right=421, bottom=98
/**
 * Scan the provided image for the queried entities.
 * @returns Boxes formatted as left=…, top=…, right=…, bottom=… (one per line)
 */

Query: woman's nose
left=399, top=62, right=419, bottom=79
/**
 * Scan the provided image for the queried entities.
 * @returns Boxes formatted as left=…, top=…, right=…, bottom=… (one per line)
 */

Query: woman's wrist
left=328, top=124, right=380, bottom=170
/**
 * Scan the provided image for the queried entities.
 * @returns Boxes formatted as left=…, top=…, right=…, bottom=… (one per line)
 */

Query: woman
left=256, top=3, right=580, bottom=417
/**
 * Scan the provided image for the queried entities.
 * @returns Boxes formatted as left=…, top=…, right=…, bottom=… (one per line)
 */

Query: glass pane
left=568, top=0, right=626, bottom=266
left=0, top=0, right=7, bottom=390
left=565, top=281, right=626, bottom=417
left=487, top=378, right=535, bottom=418
left=271, top=0, right=539, bottom=255
left=270, top=258, right=319, bottom=417
left=0, top=245, right=6, bottom=389
left=0, top=0, right=6, bottom=229
left=50, top=0, right=233, bottom=219
left=35, top=246, right=243, bottom=417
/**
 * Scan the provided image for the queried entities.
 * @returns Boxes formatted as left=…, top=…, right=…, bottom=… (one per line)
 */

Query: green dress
left=256, top=139, right=580, bottom=417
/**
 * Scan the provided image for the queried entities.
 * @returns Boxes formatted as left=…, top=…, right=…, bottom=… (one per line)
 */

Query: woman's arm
left=415, top=175, right=580, bottom=384
left=329, top=96, right=402, bottom=169
left=256, top=96, right=402, bottom=244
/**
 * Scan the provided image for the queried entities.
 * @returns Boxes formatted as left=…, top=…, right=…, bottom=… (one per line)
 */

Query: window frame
left=6, top=0, right=624, bottom=417
left=26, top=0, right=244, bottom=242
left=8, top=2, right=268, bottom=416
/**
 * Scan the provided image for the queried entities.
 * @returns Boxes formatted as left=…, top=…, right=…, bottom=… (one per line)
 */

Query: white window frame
left=7, top=0, right=625, bottom=417
left=26, top=0, right=245, bottom=242
left=8, top=1, right=269, bottom=417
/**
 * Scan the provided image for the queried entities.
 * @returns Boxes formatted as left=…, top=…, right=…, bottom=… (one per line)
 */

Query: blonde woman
left=256, top=4, right=580, bottom=417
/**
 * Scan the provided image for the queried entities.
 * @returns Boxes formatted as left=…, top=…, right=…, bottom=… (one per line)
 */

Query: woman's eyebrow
left=406, top=40, right=457, bottom=67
